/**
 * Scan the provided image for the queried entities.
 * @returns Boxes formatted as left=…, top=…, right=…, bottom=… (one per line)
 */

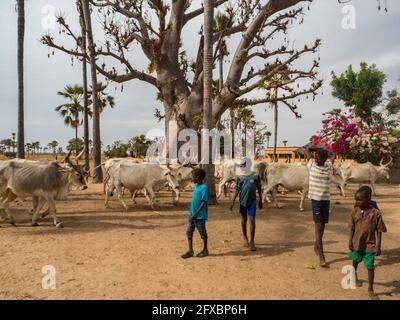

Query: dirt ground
left=0, top=183, right=399, bottom=300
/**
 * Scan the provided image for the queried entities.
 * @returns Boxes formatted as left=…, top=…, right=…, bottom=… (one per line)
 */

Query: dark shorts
left=311, top=200, right=330, bottom=224
left=239, top=202, right=257, bottom=218
left=186, top=219, right=208, bottom=240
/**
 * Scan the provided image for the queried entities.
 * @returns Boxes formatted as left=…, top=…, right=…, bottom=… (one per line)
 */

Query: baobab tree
left=41, top=0, right=322, bottom=157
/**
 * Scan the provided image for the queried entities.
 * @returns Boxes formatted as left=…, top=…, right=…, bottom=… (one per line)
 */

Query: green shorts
left=348, top=251, right=375, bottom=270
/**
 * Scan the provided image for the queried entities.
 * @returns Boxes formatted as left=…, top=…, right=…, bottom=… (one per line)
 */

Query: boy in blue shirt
left=181, top=168, right=209, bottom=259
left=230, top=158, right=263, bottom=251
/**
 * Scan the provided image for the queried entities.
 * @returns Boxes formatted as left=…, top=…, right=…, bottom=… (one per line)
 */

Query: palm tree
left=260, top=65, right=290, bottom=162
left=48, top=140, right=59, bottom=156
left=202, top=0, right=217, bottom=204
left=55, top=85, right=84, bottom=155
left=17, top=0, right=25, bottom=159
left=265, top=131, right=272, bottom=148
left=82, top=0, right=102, bottom=183
left=89, top=82, right=115, bottom=113
left=11, top=133, right=16, bottom=154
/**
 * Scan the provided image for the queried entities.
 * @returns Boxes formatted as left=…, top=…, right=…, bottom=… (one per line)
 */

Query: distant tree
left=48, top=140, right=59, bottom=156
left=90, top=82, right=115, bottom=113
left=1, top=139, right=13, bottom=152
left=11, top=133, right=16, bottom=154
left=265, top=131, right=272, bottom=148
left=31, top=141, right=40, bottom=156
left=55, top=85, right=84, bottom=155
left=331, top=62, right=386, bottom=124
left=67, top=138, right=84, bottom=153
left=129, top=134, right=152, bottom=158
left=383, top=78, right=400, bottom=127
left=282, top=140, right=288, bottom=147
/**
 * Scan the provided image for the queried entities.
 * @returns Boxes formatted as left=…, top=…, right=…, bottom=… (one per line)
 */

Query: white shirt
left=307, top=159, right=333, bottom=201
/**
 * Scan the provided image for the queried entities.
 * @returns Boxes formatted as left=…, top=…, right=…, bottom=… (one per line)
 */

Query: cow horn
left=63, top=149, right=73, bottom=163
left=381, top=155, right=393, bottom=167
left=75, top=146, right=86, bottom=162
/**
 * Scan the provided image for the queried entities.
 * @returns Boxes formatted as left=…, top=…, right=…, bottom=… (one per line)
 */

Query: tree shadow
left=375, top=248, right=400, bottom=268
left=211, top=240, right=338, bottom=259
left=375, top=280, right=400, bottom=297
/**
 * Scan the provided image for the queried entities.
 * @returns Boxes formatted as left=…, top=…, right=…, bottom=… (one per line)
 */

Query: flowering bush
left=312, top=109, right=400, bottom=163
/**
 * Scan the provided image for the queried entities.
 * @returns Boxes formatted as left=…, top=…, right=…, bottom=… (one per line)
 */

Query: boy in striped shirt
left=305, top=147, right=334, bottom=267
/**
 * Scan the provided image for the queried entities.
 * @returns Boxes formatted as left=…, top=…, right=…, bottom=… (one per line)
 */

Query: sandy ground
left=0, top=183, right=399, bottom=300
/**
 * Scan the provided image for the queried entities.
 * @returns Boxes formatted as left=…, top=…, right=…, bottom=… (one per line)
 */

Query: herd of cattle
left=0, top=151, right=393, bottom=228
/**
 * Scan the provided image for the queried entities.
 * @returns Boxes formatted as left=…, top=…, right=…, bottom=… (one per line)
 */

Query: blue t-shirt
left=189, top=183, right=208, bottom=220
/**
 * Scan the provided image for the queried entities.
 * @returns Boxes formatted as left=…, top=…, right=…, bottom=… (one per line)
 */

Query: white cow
left=0, top=154, right=87, bottom=227
left=263, top=162, right=345, bottom=211
left=338, top=157, right=392, bottom=196
left=104, top=161, right=180, bottom=210
left=216, top=159, right=267, bottom=199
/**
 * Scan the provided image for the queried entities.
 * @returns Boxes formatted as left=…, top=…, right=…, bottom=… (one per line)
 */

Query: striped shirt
left=307, top=159, right=332, bottom=201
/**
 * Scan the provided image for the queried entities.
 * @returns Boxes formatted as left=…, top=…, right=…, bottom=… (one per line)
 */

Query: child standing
left=230, top=158, right=263, bottom=251
left=349, top=186, right=387, bottom=300
left=181, top=168, right=209, bottom=259
left=305, top=147, right=333, bottom=267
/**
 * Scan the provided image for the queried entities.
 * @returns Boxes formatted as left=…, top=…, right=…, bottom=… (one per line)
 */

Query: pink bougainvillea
left=312, top=109, right=399, bottom=161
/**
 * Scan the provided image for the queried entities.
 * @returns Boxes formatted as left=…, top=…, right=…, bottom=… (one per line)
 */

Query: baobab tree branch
left=234, top=82, right=322, bottom=107
left=183, top=0, right=229, bottom=25
left=40, top=35, right=157, bottom=87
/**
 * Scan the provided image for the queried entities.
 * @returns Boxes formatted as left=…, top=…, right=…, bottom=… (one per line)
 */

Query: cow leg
left=262, top=187, right=270, bottom=203
left=300, top=188, right=309, bottom=212
left=172, top=189, right=179, bottom=205
left=47, top=197, right=62, bottom=228
left=271, top=186, right=281, bottom=209
left=217, top=181, right=224, bottom=199
left=31, top=197, right=47, bottom=226
left=131, top=190, right=139, bottom=204
left=0, top=193, right=16, bottom=226
left=104, top=182, right=116, bottom=208
left=115, top=183, right=129, bottom=210
left=299, top=190, right=306, bottom=211
left=144, top=187, right=156, bottom=210
left=370, top=181, right=378, bottom=196
left=30, top=196, right=38, bottom=214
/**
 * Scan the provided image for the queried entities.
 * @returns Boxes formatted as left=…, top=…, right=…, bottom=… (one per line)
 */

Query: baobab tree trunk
left=203, top=0, right=217, bottom=205
left=82, top=0, right=102, bottom=182
left=17, top=0, right=25, bottom=159
left=78, top=0, right=90, bottom=172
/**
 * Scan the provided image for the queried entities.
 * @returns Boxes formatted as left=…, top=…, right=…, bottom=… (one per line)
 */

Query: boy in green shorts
left=230, top=158, right=263, bottom=251
left=348, top=186, right=387, bottom=300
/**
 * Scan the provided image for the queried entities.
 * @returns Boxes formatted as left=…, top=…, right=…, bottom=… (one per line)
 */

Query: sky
left=0, top=0, right=399, bottom=150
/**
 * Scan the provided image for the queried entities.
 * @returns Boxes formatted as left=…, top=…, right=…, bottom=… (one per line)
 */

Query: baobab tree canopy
left=41, top=0, right=322, bottom=132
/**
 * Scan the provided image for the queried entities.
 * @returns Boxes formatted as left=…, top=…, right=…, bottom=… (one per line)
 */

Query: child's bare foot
left=249, top=242, right=256, bottom=251
left=368, top=289, right=379, bottom=300
left=355, top=277, right=362, bottom=287
left=181, top=251, right=194, bottom=259
left=319, top=255, right=328, bottom=268
left=196, top=250, right=209, bottom=258
left=243, top=236, right=249, bottom=248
